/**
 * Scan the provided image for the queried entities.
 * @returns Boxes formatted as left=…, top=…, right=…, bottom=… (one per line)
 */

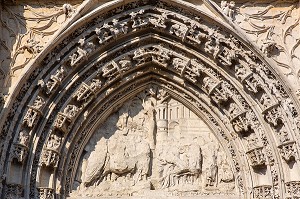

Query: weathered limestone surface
left=0, top=0, right=300, bottom=199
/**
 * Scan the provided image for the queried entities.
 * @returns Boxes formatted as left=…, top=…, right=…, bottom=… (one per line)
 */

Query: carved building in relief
left=0, top=0, right=300, bottom=199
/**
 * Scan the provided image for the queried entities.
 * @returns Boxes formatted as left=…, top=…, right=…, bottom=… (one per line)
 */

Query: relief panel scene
left=71, top=88, right=235, bottom=198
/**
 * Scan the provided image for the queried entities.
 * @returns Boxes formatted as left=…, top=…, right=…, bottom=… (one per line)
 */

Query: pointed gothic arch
left=1, top=0, right=300, bottom=198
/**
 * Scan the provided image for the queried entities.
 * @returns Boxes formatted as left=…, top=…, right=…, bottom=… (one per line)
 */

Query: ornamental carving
left=54, top=105, right=80, bottom=133
left=72, top=89, right=235, bottom=197
left=38, top=67, right=66, bottom=95
left=278, top=141, right=297, bottom=162
left=40, top=148, right=60, bottom=168
left=1, top=1, right=300, bottom=199
left=4, top=183, right=23, bottom=199
left=23, top=96, right=45, bottom=128
left=37, top=187, right=54, bottom=199
left=253, top=185, right=273, bottom=199
left=246, top=147, right=266, bottom=168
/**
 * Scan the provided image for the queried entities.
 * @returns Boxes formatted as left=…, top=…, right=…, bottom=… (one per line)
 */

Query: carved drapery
left=0, top=0, right=300, bottom=199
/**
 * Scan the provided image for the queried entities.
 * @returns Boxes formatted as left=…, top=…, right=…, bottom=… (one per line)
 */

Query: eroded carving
left=23, top=96, right=45, bottom=128
left=72, top=89, right=235, bottom=197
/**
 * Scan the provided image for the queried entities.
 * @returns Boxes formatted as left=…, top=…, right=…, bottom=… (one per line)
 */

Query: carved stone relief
left=0, top=1, right=81, bottom=92
left=232, top=1, right=300, bottom=92
left=1, top=1, right=300, bottom=199
left=71, top=89, right=235, bottom=197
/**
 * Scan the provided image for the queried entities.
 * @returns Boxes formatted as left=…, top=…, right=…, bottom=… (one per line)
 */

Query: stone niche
left=70, top=88, right=236, bottom=198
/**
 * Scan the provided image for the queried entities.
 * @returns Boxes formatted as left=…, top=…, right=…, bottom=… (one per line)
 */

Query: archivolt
left=1, top=0, right=300, bottom=198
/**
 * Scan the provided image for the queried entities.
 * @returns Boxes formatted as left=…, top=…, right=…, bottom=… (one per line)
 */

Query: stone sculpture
left=72, top=89, right=235, bottom=197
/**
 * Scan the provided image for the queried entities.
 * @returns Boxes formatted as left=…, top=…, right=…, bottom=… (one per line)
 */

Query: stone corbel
left=278, top=141, right=297, bottom=162
left=246, top=146, right=266, bottom=168
left=40, top=148, right=60, bottom=168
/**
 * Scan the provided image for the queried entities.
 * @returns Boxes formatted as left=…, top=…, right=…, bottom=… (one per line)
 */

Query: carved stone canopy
left=1, top=0, right=300, bottom=199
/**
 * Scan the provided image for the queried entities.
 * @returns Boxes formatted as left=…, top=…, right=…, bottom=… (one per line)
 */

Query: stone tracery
left=0, top=0, right=300, bottom=199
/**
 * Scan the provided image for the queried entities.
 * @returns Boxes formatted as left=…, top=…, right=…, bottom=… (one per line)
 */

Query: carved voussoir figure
left=169, top=23, right=188, bottom=39
left=185, top=20, right=208, bottom=45
left=73, top=79, right=102, bottom=105
left=149, top=11, right=168, bottom=28
left=69, top=38, right=96, bottom=66
left=23, top=96, right=45, bottom=128
left=39, top=66, right=66, bottom=95
left=278, top=141, right=297, bottom=162
left=54, top=105, right=80, bottom=133
left=130, top=10, right=149, bottom=29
